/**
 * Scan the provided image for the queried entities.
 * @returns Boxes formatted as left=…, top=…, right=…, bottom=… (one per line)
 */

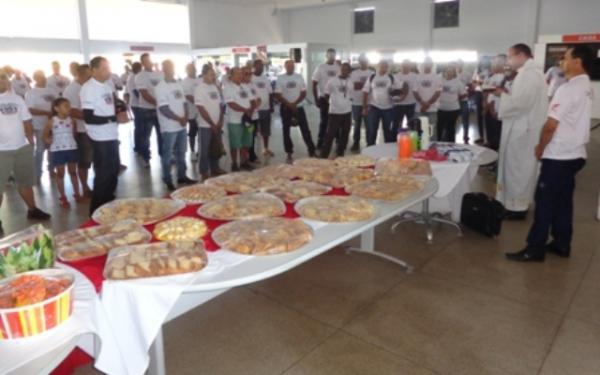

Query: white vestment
left=497, top=59, right=548, bottom=211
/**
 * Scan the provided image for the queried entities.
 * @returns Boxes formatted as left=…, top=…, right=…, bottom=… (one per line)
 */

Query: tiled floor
left=3, top=110, right=599, bottom=375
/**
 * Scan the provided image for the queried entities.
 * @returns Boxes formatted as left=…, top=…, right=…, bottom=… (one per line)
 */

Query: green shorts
left=227, top=122, right=254, bottom=150
left=0, top=144, right=35, bottom=196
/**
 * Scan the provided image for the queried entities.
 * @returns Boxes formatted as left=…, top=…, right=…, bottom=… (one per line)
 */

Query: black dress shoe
left=504, top=210, right=528, bottom=221
left=177, top=176, right=197, bottom=185
left=165, top=182, right=176, bottom=192
left=545, top=242, right=571, bottom=258
left=505, top=248, right=545, bottom=262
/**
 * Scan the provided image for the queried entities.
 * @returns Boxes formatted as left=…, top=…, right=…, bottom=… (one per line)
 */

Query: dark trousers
left=138, top=108, right=162, bottom=161
left=366, top=105, right=395, bottom=145
left=459, top=100, right=470, bottom=142
left=132, top=106, right=142, bottom=153
left=436, top=110, right=460, bottom=142
left=280, top=106, right=316, bottom=155
left=321, top=113, right=352, bottom=158
left=526, top=158, right=586, bottom=252
left=317, top=96, right=329, bottom=148
left=473, top=92, right=484, bottom=141
left=352, top=105, right=366, bottom=145
left=89, top=140, right=120, bottom=216
left=392, top=104, right=416, bottom=134
left=188, top=118, right=198, bottom=152
left=485, top=113, right=502, bottom=151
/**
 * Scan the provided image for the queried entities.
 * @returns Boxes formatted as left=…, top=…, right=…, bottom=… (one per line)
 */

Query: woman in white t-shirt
left=42, top=98, right=81, bottom=208
left=437, top=66, right=467, bottom=142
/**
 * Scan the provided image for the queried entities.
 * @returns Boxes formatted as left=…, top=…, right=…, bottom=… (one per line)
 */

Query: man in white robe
left=496, top=43, right=548, bottom=220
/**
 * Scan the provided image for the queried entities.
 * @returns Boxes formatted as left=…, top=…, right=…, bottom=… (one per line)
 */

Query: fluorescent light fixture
left=434, top=0, right=457, bottom=3
left=393, top=50, right=427, bottom=63
left=366, top=51, right=382, bottom=63
left=428, top=50, right=478, bottom=63
left=354, top=6, right=375, bottom=12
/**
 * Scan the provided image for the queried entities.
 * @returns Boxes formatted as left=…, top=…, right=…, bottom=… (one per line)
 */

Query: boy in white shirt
left=275, top=60, right=316, bottom=163
left=135, top=53, right=165, bottom=166
left=224, top=67, right=254, bottom=171
left=126, top=62, right=143, bottom=155
left=251, top=60, right=274, bottom=157
left=456, top=60, right=473, bottom=143
left=393, top=60, right=419, bottom=132
left=155, top=60, right=196, bottom=191
left=312, top=48, right=341, bottom=149
left=241, top=66, right=261, bottom=164
left=0, top=69, right=51, bottom=230
left=349, top=54, right=372, bottom=151
left=437, top=65, right=467, bottom=142
left=483, top=59, right=506, bottom=151
left=25, top=71, right=56, bottom=182
left=181, top=63, right=200, bottom=159
left=362, top=60, right=400, bottom=145
left=321, top=62, right=353, bottom=158
left=47, top=61, right=70, bottom=96
left=414, top=57, right=442, bottom=128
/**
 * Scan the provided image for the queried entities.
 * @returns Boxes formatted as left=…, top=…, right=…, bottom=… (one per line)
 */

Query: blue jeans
left=198, top=127, right=221, bottom=175
left=366, top=105, right=394, bottom=145
left=89, top=140, right=120, bottom=216
left=459, top=100, right=470, bottom=142
left=137, top=108, right=162, bottom=161
left=352, top=105, right=366, bottom=145
left=160, top=130, right=187, bottom=184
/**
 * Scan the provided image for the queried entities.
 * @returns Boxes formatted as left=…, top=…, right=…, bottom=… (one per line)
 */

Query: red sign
left=232, top=47, right=251, bottom=54
left=130, top=45, right=154, bottom=52
left=562, top=34, right=600, bottom=43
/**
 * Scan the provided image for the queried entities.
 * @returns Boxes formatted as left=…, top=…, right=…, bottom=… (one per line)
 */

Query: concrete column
left=77, top=0, right=91, bottom=61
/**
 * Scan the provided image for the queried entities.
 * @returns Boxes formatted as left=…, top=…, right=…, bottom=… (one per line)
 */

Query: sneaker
left=27, top=208, right=51, bottom=220
left=177, top=176, right=198, bottom=185
left=165, top=182, right=176, bottom=192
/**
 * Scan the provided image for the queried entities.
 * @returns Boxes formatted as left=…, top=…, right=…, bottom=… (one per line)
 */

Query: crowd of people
left=0, top=43, right=594, bottom=263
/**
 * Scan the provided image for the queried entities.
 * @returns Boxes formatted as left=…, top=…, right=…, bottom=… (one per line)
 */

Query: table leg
left=148, top=327, right=166, bottom=375
left=345, top=228, right=414, bottom=273
left=390, top=199, right=461, bottom=244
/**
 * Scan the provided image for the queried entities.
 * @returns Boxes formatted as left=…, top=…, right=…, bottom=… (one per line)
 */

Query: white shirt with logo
left=393, top=72, right=418, bottom=105
left=11, top=77, right=30, bottom=98
left=194, top=81, right=222, bottom=129
left=0, top=91, right=32, bottom=151
left=181, top=77, right=200, bottom=120
left=80, top=78, right=118, bottom=141
left=135, top=70, right=165, bottom=109
left=325, top=76, right=352, bottom=115
left=62, top=81, right=86, bottom=133
left=414, top=73, right=443, bottom=113
left=49, top=116, right=77, bottom=152
left=155, top=80, right=187, bottom=133
left=223, top=83, right=251, bottom=124
left=25, top=87, right=56, bottom=131
left=362, top=73, right=395, bottom=110
left=312, top=63, right=341, bottom=98
left=349, top=68, right=372, bottom=106
left=251, top=75, right=272, bottom=111
left=275, top=73, right=306, bottom=107
left=47, top=74, right=71, bottom=96
left=438, top=78, right=466, bottom=111
left=544, top=74, right=593, bottom=160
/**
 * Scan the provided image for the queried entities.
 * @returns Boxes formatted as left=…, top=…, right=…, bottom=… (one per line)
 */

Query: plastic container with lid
left=0, top=224, right=54, bottom=279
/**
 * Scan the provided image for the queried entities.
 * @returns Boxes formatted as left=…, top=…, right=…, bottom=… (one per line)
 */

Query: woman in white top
left=437, top=66, right=467, bottom=142
left=42, top=98, right=81, bottom=208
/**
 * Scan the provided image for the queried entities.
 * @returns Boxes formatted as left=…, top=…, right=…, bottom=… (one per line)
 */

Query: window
left=354, top=7, right=374, bottom=34
left=434, top=0, right=460, bottom=29
left=0, top=0, right=80, bottom=39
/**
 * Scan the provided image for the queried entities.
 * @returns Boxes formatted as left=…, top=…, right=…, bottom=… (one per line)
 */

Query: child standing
left=43, top=98, right=82, bottom=208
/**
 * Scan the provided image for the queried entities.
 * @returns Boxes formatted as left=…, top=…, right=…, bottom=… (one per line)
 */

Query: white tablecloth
left=362, top=143, right=498, bottom=221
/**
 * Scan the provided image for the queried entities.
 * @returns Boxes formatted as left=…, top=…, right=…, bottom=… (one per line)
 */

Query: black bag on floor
left=460, top=193, right=505, bottom=237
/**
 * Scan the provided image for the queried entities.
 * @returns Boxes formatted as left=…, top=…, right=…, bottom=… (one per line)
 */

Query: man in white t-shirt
left=194, top=64, right=225, bottom=180
left=80, top=56, right=121, bottom=215
left=0, top=69, right=51, bottom=230
left=155, top=60, right=196, bottom=191
left=312, top=48, right=341, bottom=150
left=320, top=62, right=353, bottom=159
left=275, top=60, right=316, bottom=163
left=507, top=46, right=593, bottom=262
left=135, top=53, right=165, bottom=166
left=362, top=60, right=399, bottom=145
left=63, top=64, right=93, bottom=197
left=181, top=63, right=200, bottom=160
left=25, top=71, right=56, bottom=182
left=545, top=61, right=567, bottom=100
left=120, top=65, right=131, bottom=88
left=252, top=59, right=274, bottom=157
left=11, top=69, right=30, bottom=98
left=241, top=66, right=261, bottom=165
left=349, top=54, right=373, bottom=152
left=455, top=60, right=473, bottom=143
left=47, top=61, right=70, bottom=97
left=224, top=67, right=254, bottom=171
left=436, top=65, right=467, bottom=142
left=414, top=57, right=442, bottom=129
left=125, top=62, right=142, bottom=155
left=483, top=57, right=506, bottom=150
left=393, top=60, right=419, bottom=132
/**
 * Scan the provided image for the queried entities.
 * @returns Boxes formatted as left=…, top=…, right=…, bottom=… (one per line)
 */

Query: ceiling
left=191, top=0, right=361, bottom=10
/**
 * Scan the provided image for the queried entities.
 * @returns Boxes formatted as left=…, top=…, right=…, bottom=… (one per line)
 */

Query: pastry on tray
left=334, top=154, right=376, bottom=168
left=153, top=217, right=208, bottom=242
left=297, top=166, right=374, bottom=188
left=171, top=184, right=227, bottom=205
left=347, top=176, right=426, bottom=202
left=56, top=220, right=152, bottom=261
left=293, top=158, right=335, bottom=168
left=92, top=198, right=184, bottom=225
left=295, top=196, right=376, bottom=223
left=262, top=181, right=331, bottom=203
left=212, top=218, right=313, bottom=255
left=375, top=158, right=433, bottom=177
left=197, top=193, right=286, bottom=221
left=205, top=172, right=287, bottom=193
left=254, top=164, right=302, bottom=180
left=104, top=241, right=207, bottom=280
